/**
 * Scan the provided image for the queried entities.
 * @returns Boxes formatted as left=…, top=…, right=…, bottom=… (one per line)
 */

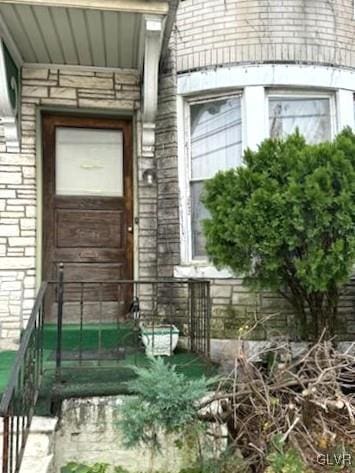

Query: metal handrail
left=1, top=282, right=47, bottom=473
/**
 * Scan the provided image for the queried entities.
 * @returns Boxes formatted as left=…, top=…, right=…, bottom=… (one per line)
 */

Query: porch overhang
left=0, top=0, right=175, bottom=152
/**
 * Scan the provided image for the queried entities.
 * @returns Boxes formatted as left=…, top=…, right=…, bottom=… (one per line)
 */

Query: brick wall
left=0, top=66, right=145, bottom=347
left=177, top=0, right=355, bottom=71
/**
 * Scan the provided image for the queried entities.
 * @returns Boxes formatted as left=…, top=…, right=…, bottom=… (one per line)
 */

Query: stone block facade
left=1, top=2, right=355, bottom=348
left=157, top=33, right=181, bottom=278
left=0, top=66, right=155, bottom=347
left=171, top=0, right=355, bottom=341
left=207, top=278, right=355, bottom=341
left=177, top=0, right=355, bottom=71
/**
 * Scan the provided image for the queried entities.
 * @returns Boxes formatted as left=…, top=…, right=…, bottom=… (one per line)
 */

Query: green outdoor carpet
left=1, top=324, right=218, bottom=415
left=42, top=323, right=138, bottom=352
left=0, top=351, right=17, bottom=396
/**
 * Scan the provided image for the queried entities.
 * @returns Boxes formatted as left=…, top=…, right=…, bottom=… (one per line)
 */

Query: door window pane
left=189, top=97, right=242, bottom=259
left=269, top=97, right=331, bottom=144
left=56, top=127, right=123, bottom=196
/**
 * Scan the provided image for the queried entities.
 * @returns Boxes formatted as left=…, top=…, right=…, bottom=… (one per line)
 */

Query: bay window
left=180, top=88, right=337, bottom=268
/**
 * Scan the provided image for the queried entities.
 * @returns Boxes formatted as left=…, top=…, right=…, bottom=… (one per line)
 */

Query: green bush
left=203, top=129, right=355, bottom=339
left=118, top=357, right=215, bottom=452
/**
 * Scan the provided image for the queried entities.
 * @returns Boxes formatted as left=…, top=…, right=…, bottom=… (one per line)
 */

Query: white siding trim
left=23, top=62, right=139, bottom=75
left=0, top=0, right=169, bottom=15
left=178, top=64, right=355, bottom=95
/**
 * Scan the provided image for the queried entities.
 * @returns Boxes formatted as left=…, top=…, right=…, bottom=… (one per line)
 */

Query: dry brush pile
left=202, top=336, right=355, bottom=472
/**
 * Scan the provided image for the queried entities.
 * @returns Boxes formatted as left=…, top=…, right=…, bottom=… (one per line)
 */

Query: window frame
left=180, top=91, right=243, bottom=264
left=178, top=87, right=339, bottom=269
left=265, top=89, right=337, bottom=142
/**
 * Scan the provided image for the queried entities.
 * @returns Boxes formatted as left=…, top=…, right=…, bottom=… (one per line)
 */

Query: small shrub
left=265, top=435, right=308, bottom=473
left=118, top=357, right=216, bottom=452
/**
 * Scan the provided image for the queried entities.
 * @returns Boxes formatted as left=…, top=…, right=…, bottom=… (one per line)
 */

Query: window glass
left=189, top=97, right=242, bottom=259
left=190, top=98, right=243, bottom=179
left=56, top=127, right=123, bottom=197
left=191, top=181, right=210, bottom=260
left=269, top=97, right=331, bottom=144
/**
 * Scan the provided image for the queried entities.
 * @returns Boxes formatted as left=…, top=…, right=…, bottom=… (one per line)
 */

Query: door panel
left=42, top=114, right=133, bottom=321
left=53, top=262, right=126, bottom=303
left=56, top=210, right=123, bottom=248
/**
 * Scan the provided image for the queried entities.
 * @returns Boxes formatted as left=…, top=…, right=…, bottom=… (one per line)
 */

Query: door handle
left=128, top=226, right=133, bottom=233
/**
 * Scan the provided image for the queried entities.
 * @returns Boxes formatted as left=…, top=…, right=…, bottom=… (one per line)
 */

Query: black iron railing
left=53, top=265, right=211, bottom=376
left=0, top=283, right=47, bottom=473
left=0, top=266, right=211, bottom=473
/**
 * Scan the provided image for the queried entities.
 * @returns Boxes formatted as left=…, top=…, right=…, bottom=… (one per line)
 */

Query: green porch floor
left=0, top=351, right=17, bottom=394
left=1, top=324, right=217, bottom=414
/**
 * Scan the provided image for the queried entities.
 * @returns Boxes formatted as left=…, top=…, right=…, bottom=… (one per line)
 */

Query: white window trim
left=177, top=91, right=243, bottom=268
left=336, top=89, right=355, bottom=131
left=174, top=263, right=234, bottom=279
left=266, top=89, right=338, bottom=141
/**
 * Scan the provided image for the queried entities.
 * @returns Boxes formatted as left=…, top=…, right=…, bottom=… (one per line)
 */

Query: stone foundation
left=54, top=397, right=183, bottom=473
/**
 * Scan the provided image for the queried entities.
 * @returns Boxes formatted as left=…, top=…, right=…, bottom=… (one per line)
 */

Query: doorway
left=42, top=114, right=133, bottom=321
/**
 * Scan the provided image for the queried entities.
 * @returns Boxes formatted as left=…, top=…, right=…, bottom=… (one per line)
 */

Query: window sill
left=174, top=264, right=235, bottom=279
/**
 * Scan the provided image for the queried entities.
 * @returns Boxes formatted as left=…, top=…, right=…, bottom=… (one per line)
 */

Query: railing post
left=206, top=281, right=211, bottom=358
left=188, top=280, right=195, bottom=353
left=56, top=263, right=64, bottom=379
left=2, top=415, right=9, bottom=473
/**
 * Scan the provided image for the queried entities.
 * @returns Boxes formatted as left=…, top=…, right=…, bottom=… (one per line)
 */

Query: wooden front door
left=42, top=114, right=133, bottom=320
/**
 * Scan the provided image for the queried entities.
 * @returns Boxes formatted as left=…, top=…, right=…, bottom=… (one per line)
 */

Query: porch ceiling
left=0, top=0, right=169, bottom=68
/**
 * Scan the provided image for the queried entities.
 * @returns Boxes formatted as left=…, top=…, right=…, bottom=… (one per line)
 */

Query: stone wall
left=177, top=0, right=355, bottom=71
left=54, top=397, right=184, bottom=473
left=0, top=66, right=146, bottom=347
left=208, top=277, right=355, bottom=342
left=157, top=33, right=181, bottom=278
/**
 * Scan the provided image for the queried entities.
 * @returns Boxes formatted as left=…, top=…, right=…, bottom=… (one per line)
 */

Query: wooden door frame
left=41, top=112, right=134, bottom=282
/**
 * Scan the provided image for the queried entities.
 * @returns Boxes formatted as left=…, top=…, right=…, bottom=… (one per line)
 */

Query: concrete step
left=21, top=454, right=55, bottom=473
left=19, top=417, right=58, bottom=473
left=0, top=416, right=58, bottom=473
